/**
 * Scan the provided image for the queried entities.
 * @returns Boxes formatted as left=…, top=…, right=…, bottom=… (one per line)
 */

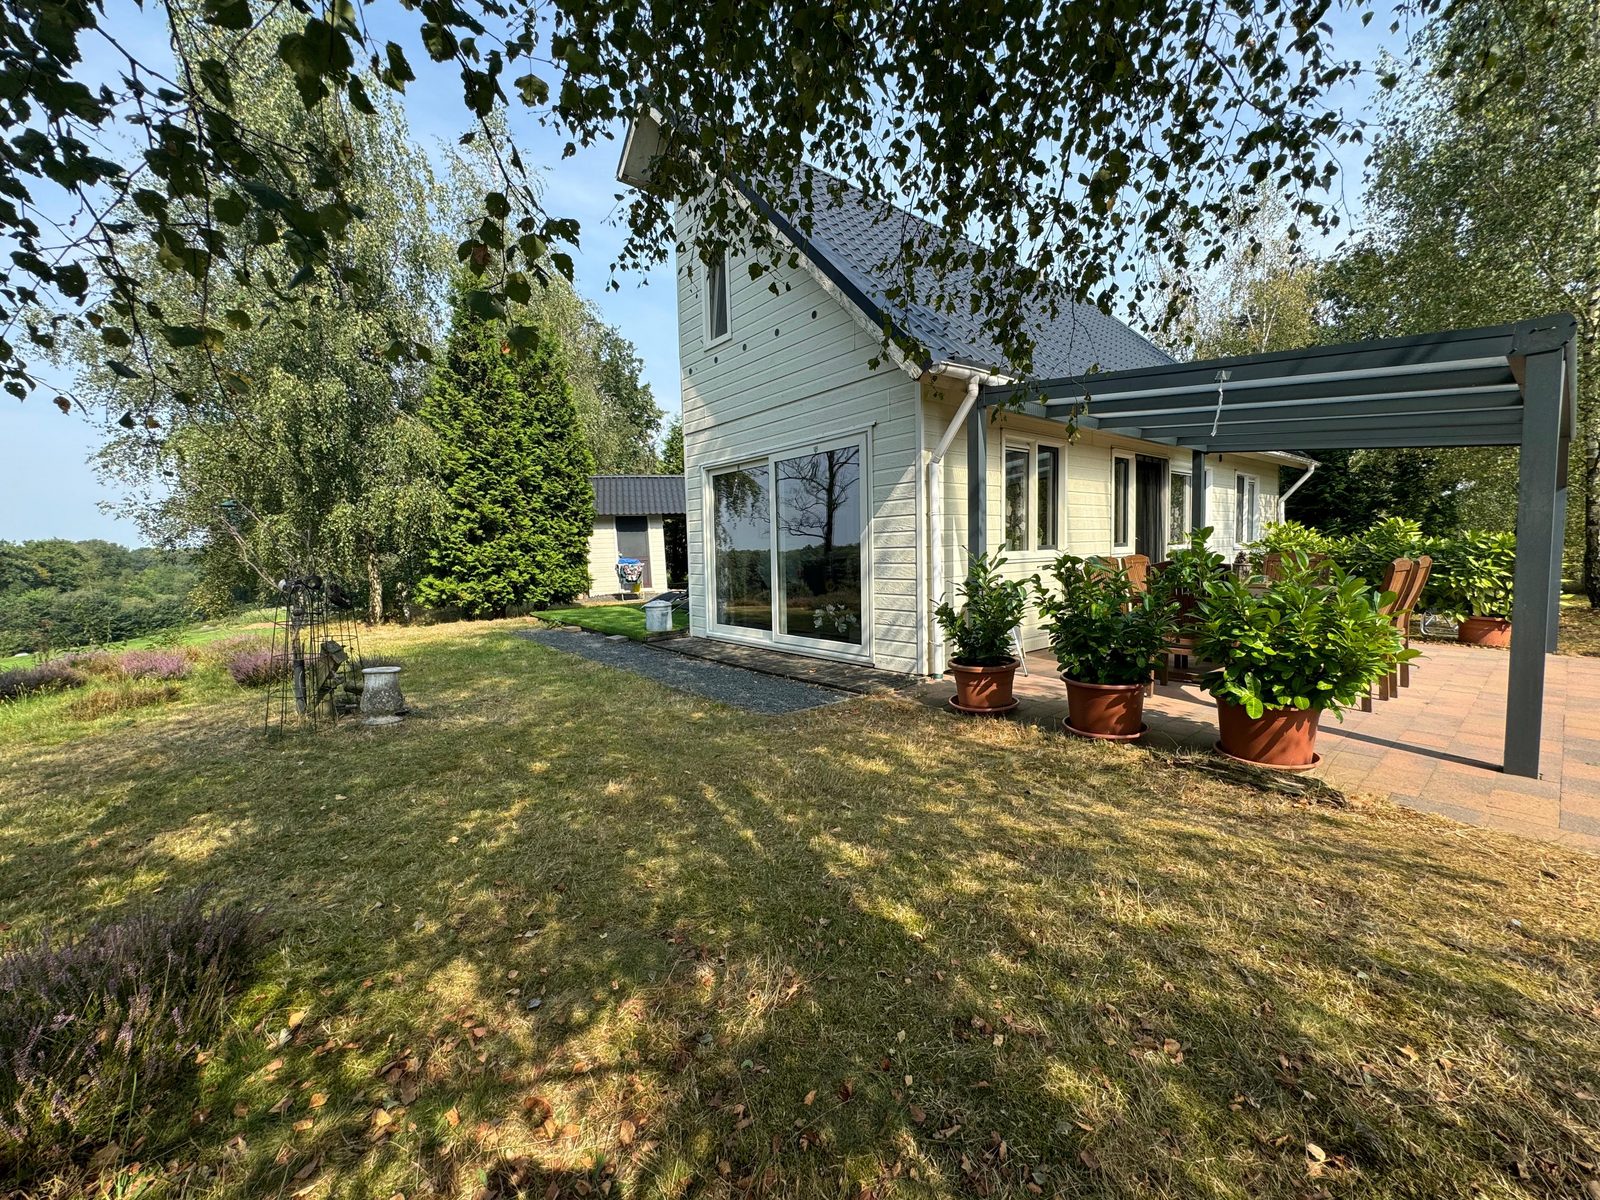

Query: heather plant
left=0, top=661, right=87, bottom=703
left=0, top=890, right=264, bottom=1185
left=57, top=650, right=121, bottom=678
left=116, top=649, right=192, bottom=681
left=225, top=644, right=289, bottom=688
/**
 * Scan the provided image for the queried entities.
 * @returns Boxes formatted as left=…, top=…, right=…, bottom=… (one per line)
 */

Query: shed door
left=614, top=516, right=651, bottom=588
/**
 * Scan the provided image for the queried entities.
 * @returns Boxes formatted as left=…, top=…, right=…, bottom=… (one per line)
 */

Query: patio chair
left=1118, top=554, right=1151, bottom=593
left=1261, top=551, right=1286, bottom=580
left=1393, top=554, right=1432, bottom=690
left=1361, top=557, right=1416, bottom=711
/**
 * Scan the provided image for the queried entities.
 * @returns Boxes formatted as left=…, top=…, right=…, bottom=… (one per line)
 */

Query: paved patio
left=920, top=640, right=1600, bottom=854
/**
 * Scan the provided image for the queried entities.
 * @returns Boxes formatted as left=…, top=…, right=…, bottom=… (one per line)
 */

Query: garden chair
left=1261, top=551, right=1286, bottom=580
left=1392, top=554, right=1432, bottom=690
left=1118, top=554, right=1150, bottom=593
left=1360, top=557, right=1416, bottom=711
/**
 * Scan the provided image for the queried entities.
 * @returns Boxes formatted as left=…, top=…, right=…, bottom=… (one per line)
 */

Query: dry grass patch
left=0, top=619, right=1596, bottom=1199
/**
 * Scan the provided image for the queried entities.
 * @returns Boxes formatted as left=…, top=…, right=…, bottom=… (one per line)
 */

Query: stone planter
left=359, top=665, right=406, bottom=725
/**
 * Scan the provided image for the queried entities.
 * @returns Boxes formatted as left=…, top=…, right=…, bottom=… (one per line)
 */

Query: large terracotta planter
left=948, top=659, right=1019, bottom=715
left=1062, top=678, right=1146, bottom=740
left=1215, top=699, right=1321, bottom=770
left=1458, top=616, right=1512, bottom=648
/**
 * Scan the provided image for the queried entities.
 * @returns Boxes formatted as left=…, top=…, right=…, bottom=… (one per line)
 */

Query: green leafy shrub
left=934, top=552, right=1028, bottom=667
left=1150, top=527, right=1227, bottom=612
left=1431, top=530, right=1517, bottom=619
left=1192, top=554, right=1415, bottom=718
left=1034, top=556, right=1176, bottom=685
left=1249, top=519, right=1344, bottom=565
left=0, top=889, right=263, bottom=1185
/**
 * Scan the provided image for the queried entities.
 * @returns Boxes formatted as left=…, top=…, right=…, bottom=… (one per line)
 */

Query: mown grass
left=1560, top=596, right=1600, bottom=658
left=1, top=619, right=1597, bottom=1199
left=534, top=602, right=687, bottom=640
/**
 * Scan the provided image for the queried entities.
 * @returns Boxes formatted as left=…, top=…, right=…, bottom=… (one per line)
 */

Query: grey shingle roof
left=740, top=167, right=1173, bottom=379
left=591, top=475, right=685, bottom=517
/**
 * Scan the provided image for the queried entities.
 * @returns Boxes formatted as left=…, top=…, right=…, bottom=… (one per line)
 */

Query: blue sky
left=0, top=3, right=1397, bottom=544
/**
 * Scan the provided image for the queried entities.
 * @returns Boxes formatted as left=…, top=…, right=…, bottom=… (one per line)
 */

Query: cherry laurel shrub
left=1033, top=557, right=1176, bottom=685
left=0, top=890, right=264, bottom=1184
left=934, top=551, right=1029, bottom=667
left=1192, top=553, right=1416, bottom=719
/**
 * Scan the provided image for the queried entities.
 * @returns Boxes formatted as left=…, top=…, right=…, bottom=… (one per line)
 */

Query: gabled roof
left=750, top=168, right=1174, bottom=379
left=591, top=475, right=685, bottom=517
left=617, top=113, right=1171, bottom=379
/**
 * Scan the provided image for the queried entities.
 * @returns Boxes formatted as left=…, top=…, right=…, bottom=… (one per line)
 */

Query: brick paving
left=919, top=641, right=1600, bottom=854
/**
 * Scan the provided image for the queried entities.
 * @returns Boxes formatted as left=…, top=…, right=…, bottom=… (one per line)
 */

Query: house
left=586, top=474, right=687, bottom=598
left=616, top=114, right=1312, bottom=675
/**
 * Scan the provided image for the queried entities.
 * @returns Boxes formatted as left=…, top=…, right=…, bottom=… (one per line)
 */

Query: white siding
left=677, top=210, right=923, bottom=673
left=923, top=382, right=1281, bottom=653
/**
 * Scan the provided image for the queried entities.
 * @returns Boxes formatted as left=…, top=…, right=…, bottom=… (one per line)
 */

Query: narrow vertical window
left=1170, top=472, right=1190, bottom=543
left=1112, top=455, right=1131, bottom=549
left=1036, top=446, right=1060, bottom=550
left=1004, top=447, right=1029, bottom=549
left=704, top=251, right=729, bottom=343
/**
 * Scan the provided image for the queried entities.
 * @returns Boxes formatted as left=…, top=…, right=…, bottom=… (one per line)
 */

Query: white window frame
left=1111, top=451, right=1135, bottom=554
left=1234, top=471, right=1261, bottom=546
left=702, top=246, right=732, bottom=348
left=703, top=430, right=873, bottom=664
left=1001, top=436, right=1066, bottom=555
left=1169, top=468, right=1192, bottom=546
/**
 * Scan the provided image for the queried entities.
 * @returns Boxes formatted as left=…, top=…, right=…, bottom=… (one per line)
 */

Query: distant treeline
left=0, top=539, right=201, bottom=656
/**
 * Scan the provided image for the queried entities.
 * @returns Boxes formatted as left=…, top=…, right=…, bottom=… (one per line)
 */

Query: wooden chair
left=1118, top=554, right=1150, bottom=594
left=1361, top=557, right=1416, bottom=711
left=1392, top=554, right=1432, bottom=690
left=1261, top=551, right=1287, bottom=581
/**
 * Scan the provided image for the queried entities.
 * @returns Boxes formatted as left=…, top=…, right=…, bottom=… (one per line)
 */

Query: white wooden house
left=617, top=114, right=1312, bottom=676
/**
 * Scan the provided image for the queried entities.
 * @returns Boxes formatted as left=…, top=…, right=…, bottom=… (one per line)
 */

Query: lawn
left=534, top=602, right=687, bottom=640
left=1561, top=595, right=1600, bottom=657
left=1, top=620, right=1598, bottom=1199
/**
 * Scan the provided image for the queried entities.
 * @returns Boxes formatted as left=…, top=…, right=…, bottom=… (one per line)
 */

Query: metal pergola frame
left=967, top=314, right=1579, bottom=778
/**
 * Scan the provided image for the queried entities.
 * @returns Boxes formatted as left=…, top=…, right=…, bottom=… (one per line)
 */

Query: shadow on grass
left=1, top=621, right=1597, bottom=1198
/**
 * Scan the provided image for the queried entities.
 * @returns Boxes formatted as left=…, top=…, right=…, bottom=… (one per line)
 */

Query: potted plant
left=1435, top=531, right=1516, bottom=647
left=1149, top=527, right=1225, bottom=626
left=935, top=551, right=1029, bottom=714
left=1192, top=555, right=1416, bottom=769
left=1034, top=556, right=1176, bottom=739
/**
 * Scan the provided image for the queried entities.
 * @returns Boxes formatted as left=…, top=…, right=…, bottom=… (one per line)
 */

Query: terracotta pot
left=1457, top=616, right=1512, bottom=648
left=948, top=659, right=1019, bottom=714
left=1215, top=699, right=1321, bottom=770
left=1062, top=678, right=1146, bottom=740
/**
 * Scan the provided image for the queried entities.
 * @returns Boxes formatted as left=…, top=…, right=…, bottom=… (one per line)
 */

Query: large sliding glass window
left=776, top=446, right=863, bottom=645
left=713, top=466, right=772, bottom=630
left=709, top=436, right=868, bottom=655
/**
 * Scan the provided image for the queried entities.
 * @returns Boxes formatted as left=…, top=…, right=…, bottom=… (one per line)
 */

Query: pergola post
left=966, top=400, right=988, bottom=559
left=1503, top=347, right=1566, bottom=777
left=1190, top=449, right=1207, bottom=534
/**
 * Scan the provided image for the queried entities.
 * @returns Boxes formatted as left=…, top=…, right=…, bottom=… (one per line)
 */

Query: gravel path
left=515, top=630, right=849, bottom=714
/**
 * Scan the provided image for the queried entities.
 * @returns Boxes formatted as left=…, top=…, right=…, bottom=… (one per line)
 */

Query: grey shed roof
left=738, top=166, right=1173, bottom=378
left=591, top=474, right=685, bottom=517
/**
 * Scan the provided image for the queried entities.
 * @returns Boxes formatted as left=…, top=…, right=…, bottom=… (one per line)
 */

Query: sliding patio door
left=709, top=436, right=868, bottom=657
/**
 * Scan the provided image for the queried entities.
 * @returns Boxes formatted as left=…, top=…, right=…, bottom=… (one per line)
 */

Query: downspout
left=926, top=366, right=997, bottom=677
left=1276, top=459, right=1318, bottom=522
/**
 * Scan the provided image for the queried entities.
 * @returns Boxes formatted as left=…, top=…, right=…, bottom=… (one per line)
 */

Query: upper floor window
left=703, top=248, right=730, bottom=345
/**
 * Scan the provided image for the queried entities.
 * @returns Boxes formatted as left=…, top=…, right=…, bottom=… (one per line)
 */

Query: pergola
left=969, top=314, right=1579, bottom=778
